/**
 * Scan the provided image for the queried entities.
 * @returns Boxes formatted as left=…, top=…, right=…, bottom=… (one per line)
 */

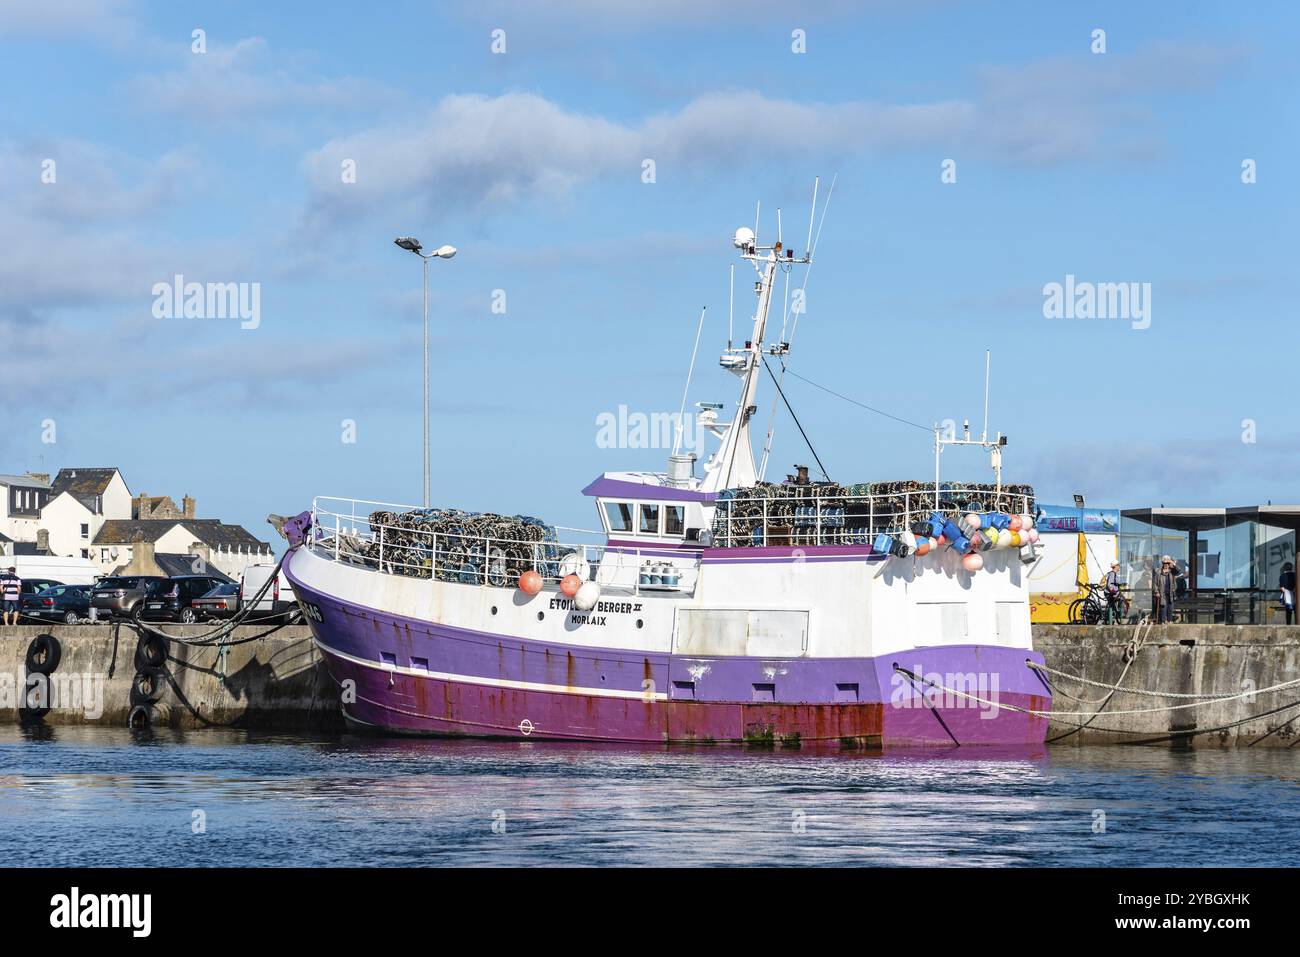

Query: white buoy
left=575, top=581, right=601, bottom=611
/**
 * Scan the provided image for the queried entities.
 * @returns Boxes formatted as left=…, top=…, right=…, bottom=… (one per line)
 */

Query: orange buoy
left=1009, top=515, right=1022, bottom=531
left=962, top=552, right=984, bottom=572
left=915, top=539, right=931, bottom=556
left=518, top=570, right=543, bottom=595
left=560, top=574, right=582, bottom=597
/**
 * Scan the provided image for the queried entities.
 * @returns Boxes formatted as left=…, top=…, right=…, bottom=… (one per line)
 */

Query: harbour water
left=3, top=726, right=1299, bottom=867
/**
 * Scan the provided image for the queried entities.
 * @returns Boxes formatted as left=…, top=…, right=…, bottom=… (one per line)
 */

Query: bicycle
left=1068, top=582, right=1130, bottom=625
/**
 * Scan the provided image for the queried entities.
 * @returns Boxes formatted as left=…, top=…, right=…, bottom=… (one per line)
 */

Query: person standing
left=1281, top=562, right=1296, bottom=626
left=1, top=567, right=21, bottom=627
left=1104, top=560, right=1125, bottom=623
left=1153, top=556, right=1176, bottom=624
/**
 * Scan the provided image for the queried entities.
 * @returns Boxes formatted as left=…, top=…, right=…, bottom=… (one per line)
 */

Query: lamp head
left=394, top=236, right=423, bottom=254
left=433, top=244, right=458, bottom=259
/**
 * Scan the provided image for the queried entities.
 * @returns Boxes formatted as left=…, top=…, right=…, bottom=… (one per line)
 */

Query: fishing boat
left=280, top=196, right=1051, bottom=747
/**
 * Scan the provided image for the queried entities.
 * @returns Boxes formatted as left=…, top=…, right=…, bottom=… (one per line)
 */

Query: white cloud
left=301, top=42, right=1244, bottom=222
left=0, top=0, right=137, bottom=41
left=131, top=36, right=401, bottom=119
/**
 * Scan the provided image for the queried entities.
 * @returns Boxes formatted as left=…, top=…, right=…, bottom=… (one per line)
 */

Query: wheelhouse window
left=604, top=501, right=633, bottom=533
left=639, top=504, right=660, bottom=535
left=664, top=505, right=685, bottom=537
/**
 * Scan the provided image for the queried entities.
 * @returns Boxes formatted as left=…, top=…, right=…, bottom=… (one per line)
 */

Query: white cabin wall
left=693, top=560, right=872, bottom=658
left=869, top=548, right=1032, bottom=657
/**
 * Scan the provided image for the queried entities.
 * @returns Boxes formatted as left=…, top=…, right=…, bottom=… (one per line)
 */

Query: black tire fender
left=21, top=673, right=52, bottom=719
left=127, top=704, right=153, bottom=730
left=134, top=634, right=168, bottom=671
left=132, top=669, right=168, bottom=702
left=25, top=634, right=62, bottom=675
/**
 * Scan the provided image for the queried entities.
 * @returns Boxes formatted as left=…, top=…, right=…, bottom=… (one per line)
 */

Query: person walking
left=1281, top=562, right=1296, bottom=626
left=1152, top=556, right=1176, bottom=624
left=1, top=567, right=22, bottom=627
left=1104, top=560, right=1126, bottom=623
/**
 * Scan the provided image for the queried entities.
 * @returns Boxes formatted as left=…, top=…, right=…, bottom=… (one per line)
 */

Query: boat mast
left=700, top=230, right=788, bottom=493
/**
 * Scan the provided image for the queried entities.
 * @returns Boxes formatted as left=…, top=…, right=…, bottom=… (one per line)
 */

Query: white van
left=13, top=555, right=99, bottom=586
left=239, top=563, right=300, bottom=622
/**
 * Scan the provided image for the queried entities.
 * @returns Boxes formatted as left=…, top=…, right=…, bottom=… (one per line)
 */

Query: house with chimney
left=0, top=465, right=274, bottom=579
left=0, top=472, right=55, bottom=543
left=37, top=467, right=133, bottom=558
left=92, top=519, right=273, bottom=579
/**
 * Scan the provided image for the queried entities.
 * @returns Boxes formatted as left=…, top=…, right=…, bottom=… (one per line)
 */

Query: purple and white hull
left=286, top=542, right=1050, bottom=748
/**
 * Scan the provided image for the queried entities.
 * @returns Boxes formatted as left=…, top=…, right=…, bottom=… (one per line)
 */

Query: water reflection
left=1, top=726, right=1299, bottom=866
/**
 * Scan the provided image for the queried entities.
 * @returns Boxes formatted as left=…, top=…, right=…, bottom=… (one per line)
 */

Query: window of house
left=604, top=502, right=633, bottom=533
left=80, top=523, right=89, bottom=538
left=80, top=549, right=89, bottom=559
left=639, top=504, right=660, bottom=535
left=100, top=549, right=109, bottom=562
left=664, top=506, right=685, bottom=537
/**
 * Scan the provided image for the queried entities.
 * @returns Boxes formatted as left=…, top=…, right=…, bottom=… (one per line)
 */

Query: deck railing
left=710, top=485, right=1035, bottom=549
left=308, top=496, right=699, bottom=596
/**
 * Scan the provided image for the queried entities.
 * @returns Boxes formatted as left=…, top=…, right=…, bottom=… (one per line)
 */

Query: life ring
left=134, top=634, right=168, bottom=671
left=24, top=634, right=62, bottom=675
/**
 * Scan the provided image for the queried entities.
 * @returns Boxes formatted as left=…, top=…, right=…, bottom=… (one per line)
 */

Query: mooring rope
left=1025, top=659, right=1292, bottom=700
left=892, top=662, right=1300, bottom=719
left=128, top=551, right=291, bottom=647
left=1038, top=619, right=1151, bottom=707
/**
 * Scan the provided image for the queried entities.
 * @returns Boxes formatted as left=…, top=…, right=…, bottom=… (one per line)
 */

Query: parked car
left=191, top=583, right=240, bottom=622
left=19, top=578, right=64, bottom=599
left=21, top=584, right=91, bottom=624
left=240, top=564, right=299, bottom=622
left=90, top=576, right=171, bottom=619
left=140, top=575, right=229, bottom=623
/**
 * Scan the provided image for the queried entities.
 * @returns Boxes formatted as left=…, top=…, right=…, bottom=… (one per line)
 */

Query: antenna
left=932, top=352, right=1010, bottom=505
left=805, top=176, right=819, bottom=257
left=982, top=349, right=990, bottom=443
left=673, top=306, right=708, bottom=457
left=753, top=201, right=761, bottom=248
left=727, top=264, right=734, bottom=350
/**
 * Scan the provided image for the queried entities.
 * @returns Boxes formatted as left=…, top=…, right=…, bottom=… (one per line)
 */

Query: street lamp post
left=394, top=237, right=457, bottom=507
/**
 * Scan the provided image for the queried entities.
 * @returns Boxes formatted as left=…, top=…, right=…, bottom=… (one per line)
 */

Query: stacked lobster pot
left=712, top=480, right=850, bottom=548
left=709, top=479, right=1037, bottom=566
left=361, top=507, right=563, bottom=585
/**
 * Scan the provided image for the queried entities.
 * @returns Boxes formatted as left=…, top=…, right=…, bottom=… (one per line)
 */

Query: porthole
left=537, top=611, right=545, bottom=621
left=490, top=606, right=498, bottom=616
left=635, top=619, right=644, bottom=629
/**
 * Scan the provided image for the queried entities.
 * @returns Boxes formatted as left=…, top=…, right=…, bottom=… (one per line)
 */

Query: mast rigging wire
left=782, top=368, right=932, bottom=433
left=761, top=356, right=829, bottom=481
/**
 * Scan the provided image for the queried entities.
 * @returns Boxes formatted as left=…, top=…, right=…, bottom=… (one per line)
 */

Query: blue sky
left=1, top=1, right=1295, bottom=546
